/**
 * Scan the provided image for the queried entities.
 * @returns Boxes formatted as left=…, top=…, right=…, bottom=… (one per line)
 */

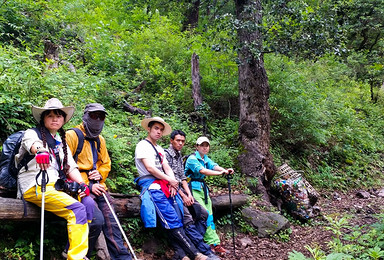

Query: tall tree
left=182, top=0, right=201, bottom=31
left=234, top=0, right=275, bottom=201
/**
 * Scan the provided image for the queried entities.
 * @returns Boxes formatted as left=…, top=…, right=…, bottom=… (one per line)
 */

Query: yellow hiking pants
left=24, top=183, right=89, bottom=260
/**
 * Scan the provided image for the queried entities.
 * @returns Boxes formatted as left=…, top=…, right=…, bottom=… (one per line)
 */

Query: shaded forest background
left=1, top=0, right=384, bottom=259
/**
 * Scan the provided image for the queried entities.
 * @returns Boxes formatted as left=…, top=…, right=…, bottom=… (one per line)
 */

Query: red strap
left=154, top=179, right=170, bottom=198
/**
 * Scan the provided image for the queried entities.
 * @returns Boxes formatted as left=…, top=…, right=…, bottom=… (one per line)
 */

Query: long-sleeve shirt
left=66, top=124, right=111, bottom=189
left=16, top=128, right=78, bottom=198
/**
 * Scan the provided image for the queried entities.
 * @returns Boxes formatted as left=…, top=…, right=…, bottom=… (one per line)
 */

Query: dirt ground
left=135, top=189, right=384, bottom=260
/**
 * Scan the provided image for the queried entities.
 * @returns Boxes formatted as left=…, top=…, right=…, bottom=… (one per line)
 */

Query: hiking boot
left=61, top=249, right=68, bottom=259
left=207, top=252, right=221, bottom=260
left=210, top=244, right=227, bottom=254
left=194, top=252, right=208, bottom=260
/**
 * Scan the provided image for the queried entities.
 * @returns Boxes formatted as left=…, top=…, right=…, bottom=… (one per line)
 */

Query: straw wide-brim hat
left=32, top=98, right=75, bottom=124
left=141, top=116, right=172, bottom=136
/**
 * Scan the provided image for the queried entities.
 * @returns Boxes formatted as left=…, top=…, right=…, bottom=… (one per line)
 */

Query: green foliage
left=267, top=53, right=384, bottom=190
left=1, top=243, right=36, bottom=260
left=272, top=228, right=292, bottom=243
left=0, top=221, right=67, bottom=260
left=102, top=110, right=139, bottom=194
left=288, top=250, right=311, bottom=260
left=324, top=215, right=352, bottom=240
left=3, top=0, right=384, bottom=257
left=290, top=214, right=384, bottom=259
left=235, top=211, right=257, bottom=235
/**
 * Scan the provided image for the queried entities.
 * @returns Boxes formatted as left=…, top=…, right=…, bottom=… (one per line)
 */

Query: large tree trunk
left=234, top=0, right=276, bottom=202
left=182, top=0, right=200, bottom=31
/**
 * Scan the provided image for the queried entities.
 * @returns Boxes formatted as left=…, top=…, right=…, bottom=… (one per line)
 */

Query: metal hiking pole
left=101, top=192, right=138, bottom=260
left=38, top=169, right=48, bottom=260
left=225, top=173, right=236, bottom=256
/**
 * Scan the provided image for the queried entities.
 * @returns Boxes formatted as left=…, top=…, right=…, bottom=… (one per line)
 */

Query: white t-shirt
left=135, top=139, right=168, bottom=178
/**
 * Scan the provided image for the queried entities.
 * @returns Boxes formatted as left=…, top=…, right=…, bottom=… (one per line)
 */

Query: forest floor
left=135, top=188, right=384, bottom=260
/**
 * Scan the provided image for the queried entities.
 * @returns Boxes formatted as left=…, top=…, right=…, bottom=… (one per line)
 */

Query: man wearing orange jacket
left=66, top=103, right=132, bottom=260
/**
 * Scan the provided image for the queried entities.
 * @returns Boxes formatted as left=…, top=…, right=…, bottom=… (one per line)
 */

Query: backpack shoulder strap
left=69, top=128, right=85, bottom=162
left=95, top=136, right=101, bottom=153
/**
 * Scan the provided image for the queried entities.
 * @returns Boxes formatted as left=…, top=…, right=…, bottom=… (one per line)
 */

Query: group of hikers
left=15, top=98, right=234, bottom=260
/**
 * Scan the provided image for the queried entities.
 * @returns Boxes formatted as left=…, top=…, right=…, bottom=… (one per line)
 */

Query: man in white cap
left=185, top=136, right=234, bottom=256
left=135, top=117, right=209, bottom=260
left=66, top=103, right=132, bottom=260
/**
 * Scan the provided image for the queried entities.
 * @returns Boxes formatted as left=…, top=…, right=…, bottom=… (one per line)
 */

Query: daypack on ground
left=0, top=131, right=34, bottom=190
left=273, top=163, right=320, bottom=220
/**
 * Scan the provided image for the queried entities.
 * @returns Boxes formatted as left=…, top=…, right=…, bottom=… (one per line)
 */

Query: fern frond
left=7, top=118, right=32, bottom=128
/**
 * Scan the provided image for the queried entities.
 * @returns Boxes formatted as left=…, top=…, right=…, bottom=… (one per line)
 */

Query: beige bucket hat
left=141, top=116, right=172, bottom=136
left=32, top=98, right=75, bottom=124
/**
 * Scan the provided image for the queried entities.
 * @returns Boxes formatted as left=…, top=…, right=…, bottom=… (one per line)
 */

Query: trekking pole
left=101, top=192, right=138, bottom=260
left=38, top=169, right=48, bottom=260
left=225, top=174, right=236, bottom=256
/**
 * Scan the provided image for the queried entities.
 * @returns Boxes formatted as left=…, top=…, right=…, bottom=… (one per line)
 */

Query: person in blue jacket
left=134, top=117, right=209, bottom=260
left=185, top=136, right=234, bottom=255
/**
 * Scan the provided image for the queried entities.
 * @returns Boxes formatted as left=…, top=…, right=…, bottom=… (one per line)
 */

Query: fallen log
left=122, top=101, right=151, bottom=116
left=0, top=193, right=249, bottom=221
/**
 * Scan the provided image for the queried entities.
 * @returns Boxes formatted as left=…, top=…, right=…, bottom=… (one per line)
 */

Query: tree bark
left=191, top=52, right=203, bottom=110
left=0, top=194, right=248, bottom=221
left=191, top=52, right=208, bottom=134
left=182, top=0, right=200, bottom=31
left=234, top=0, right=276, bottom=201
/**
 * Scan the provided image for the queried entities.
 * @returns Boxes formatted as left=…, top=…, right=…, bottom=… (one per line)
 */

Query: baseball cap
left=84, top=103, right=108, bottom=114
left=196, top=136, right=210, bottom=145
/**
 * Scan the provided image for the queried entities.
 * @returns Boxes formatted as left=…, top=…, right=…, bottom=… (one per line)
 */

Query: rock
left=333, top=192, right=341, bottom=201
left=239, top=237, right=253, bottom=248
left=241, top=207, right=290, bottom=238
left=376, top=188, right=384, bottom=197
left=356, top=191, right=370, bottom=199
left=95, top=232, right=111, bottom=260
left=355, top=205, right=363, bottom=213
left=142, top=237, right=163, bottom=254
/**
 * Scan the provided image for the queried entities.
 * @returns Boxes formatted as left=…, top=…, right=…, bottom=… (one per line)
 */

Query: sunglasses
left=89, top=112, right=106, bottom=121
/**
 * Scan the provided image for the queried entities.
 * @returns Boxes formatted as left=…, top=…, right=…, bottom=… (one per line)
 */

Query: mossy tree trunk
left=234, top=0, right=276, bottom=202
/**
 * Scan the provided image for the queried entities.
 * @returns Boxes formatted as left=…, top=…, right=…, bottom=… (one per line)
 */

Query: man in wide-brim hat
left=140, top=116, right=172, bottom=136
left=135, top=117, right=210, bottom=260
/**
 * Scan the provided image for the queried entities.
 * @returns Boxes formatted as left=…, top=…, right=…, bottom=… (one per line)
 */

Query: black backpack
left=0, top=129, right=41, bottom=190
left=182, top=153, right=194, bottom=177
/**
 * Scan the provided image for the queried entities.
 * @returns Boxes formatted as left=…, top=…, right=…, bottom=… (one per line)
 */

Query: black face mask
left=82, top=112, right=104, bottom=139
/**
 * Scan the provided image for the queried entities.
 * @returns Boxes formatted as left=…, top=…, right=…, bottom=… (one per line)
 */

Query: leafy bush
left=267, top=54, right=384, bottom=189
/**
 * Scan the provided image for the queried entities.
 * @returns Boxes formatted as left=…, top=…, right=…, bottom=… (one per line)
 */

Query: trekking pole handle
left=36, top=169, right=49, bottom=192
